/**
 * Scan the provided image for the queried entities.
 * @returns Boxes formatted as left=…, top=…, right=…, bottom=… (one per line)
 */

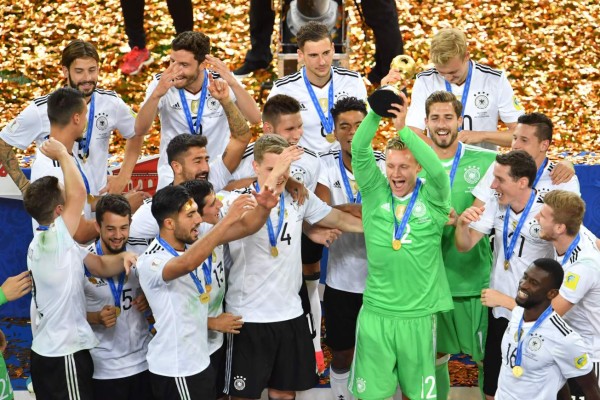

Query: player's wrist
left=0, top=287, right=7, bottom=306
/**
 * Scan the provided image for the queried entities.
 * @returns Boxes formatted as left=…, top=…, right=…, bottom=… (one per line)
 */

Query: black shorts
left=483, top=308, right=509, bottom=396
left=223, top=315, right=318, bottom=398
left=210, top=343, right=226, bottom=398
left=150, top=366, right=215, bottom=400
left=301, top=232, right=324, bottom=264
left=92, top=369, right=151, bottom=400
left=31, top=349, right=94, bottom=400
left=323, top=285, right=363, bottom=351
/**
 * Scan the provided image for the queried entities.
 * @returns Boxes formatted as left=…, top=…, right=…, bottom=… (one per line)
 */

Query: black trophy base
left=367, top=87, right=404, bottom=118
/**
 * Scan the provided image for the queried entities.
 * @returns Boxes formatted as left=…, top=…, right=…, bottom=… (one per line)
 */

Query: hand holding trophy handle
left=368, top=55, right=417, bottom=117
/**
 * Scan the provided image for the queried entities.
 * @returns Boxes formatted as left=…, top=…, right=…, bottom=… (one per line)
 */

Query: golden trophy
left=367, top=55, right=417, bottom=117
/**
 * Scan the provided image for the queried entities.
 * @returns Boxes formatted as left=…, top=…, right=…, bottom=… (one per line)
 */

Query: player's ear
left=547, top=288, right=559, bottom=300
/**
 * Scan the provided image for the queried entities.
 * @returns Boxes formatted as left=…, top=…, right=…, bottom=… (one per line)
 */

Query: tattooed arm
left=0, top=138, right=30, bottom=193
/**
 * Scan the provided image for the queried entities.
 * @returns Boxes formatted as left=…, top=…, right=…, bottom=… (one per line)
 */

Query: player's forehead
left=301, top=38, right=333, bottom=54
left=184, top=145, right=208, bottom=159
left=69, top=57, right=98, bottom=69
left=100, top=211, right=130, bottom=227
left=386, top=148, right=416, bottom=166
left=493, top=163, right=511, bottom=179
left=435, top=55, right=466, bottom=73
left=170, top=49, right=197, bottom=64
left=336, top=110, right=365, bottom=125
left=427, top=102, right=457, bottom=117
left=514, top=123, right=539, bottom=140
left=274, top=113, right=302, bottom=130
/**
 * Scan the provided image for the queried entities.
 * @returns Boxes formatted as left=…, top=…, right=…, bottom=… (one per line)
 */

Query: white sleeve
left=559, top=261, right=597, bottom=305
left=0, top=101, right=48, bottom=149
left=303, top=193, right=333, bottom=225
left=472, top=162, right=495, bottom=203
left=406, top=77, right=428, bottom=130
left=209, top=157, right=233, bottom=193
left=138, top=255, right=171, bottom=290
left=554, top=331, right=593, bottom=379
left=113, top=96, right=137, bottom=139
left=497, top=72, right=524, bottom=124
left=129, top=202, right=159, bottom=255
left=354, top=77, right=368, bottom=101
left=317, top=154, right=333, bottom=186
left=469, top=198, right=496, bottom=234
left=266, top=83, right=281, bottom=100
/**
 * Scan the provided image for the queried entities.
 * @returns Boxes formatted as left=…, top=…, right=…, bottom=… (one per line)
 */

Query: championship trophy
left=367, top=55, right=417, bottom=117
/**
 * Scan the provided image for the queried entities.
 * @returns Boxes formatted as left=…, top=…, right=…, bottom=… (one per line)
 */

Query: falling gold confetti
left=0, top=0, right=598, bottom=167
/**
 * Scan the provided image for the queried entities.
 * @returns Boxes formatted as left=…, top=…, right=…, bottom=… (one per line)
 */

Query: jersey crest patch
left=463, top=166, right=481, bottom=185
left=575, top=353, right=588, bottom=369
left=290, top=165, right=307, bottom=183
left=207, top=96, right=220, bottom=111
left=412, top=200, right=427, bottom=218
left=564, top=272, right=580, bottom=290
left=233, top=376, right=246, bottom=391
left=529, top=222, right=541, bottom=238
left=95, top=113, right=109, bottom=131
left=474, top=92, right=490, bottom=109
left=356, top=377, right=366, bottom=393
left=527, top=335, right=543, bottom=351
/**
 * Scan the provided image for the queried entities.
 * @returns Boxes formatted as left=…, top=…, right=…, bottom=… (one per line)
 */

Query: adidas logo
left=333, top=180, right=341, bottom=188
left=299, top=103, right=308, bottom=111
left=171, top=102, right=182, bottom=110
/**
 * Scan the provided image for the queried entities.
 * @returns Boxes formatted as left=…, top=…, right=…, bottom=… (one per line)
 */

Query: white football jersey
left=472, top=159, right=581, bottom=204
left=222, top=187, right=332, bottom=322
left=83, top=243, right=151, bottom=379
left=470, top=191, right=554, bottom=320
left=496, top=306, right=592, bottom=400
left=0, top=89, right=136, bottom=194
left=137, top=239, right=210, bottom=377
left=407, top=61, right=523, bottom=151
left=318, top=150, right=386, bottom=293
left=556, top=229, right=600, bottom=361
left=30, top=151, right=92, bottom=230
left=27, top=217, right=99, bottom=357
left=142, top=71, right=237, bottom=189
left=268, top=66, right=367, bottom=154
left=231, top=142, right=322, bottom=191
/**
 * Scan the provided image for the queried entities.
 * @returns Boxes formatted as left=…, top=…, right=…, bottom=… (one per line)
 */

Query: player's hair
left=331, top=97, right=367, bottom=124
left=254, top=134, right=289, bottom=163
left=167, top=134, right=208, bottom=165
left=181, top=180, right=214, bottom=215
left=297, top=21, right=332, bottom=49
left=95, top=194, right=132, bottom=226
left=531, top=258, right=564, bottom=290
left=47, top=87, right=86, bottom=127
left=517, top=112, right=554, bottom=144
left=263, top=95, right=301, bottom=128
left=23, top=176, right=64, bottom=225
left=151, top=185, right=193, bottom=229
left=430, top=28, right=467, bottom=65
left=172, top=31, right=210, bottom=64
left=495, top=150, right=537, bottom=188
left=543, top=190, right=585, bottom=236
left=386, top=136, right=408, bottom=152
left=61, top=39, right=100, bottom=68
left=425, top=90, right=462, bottom=118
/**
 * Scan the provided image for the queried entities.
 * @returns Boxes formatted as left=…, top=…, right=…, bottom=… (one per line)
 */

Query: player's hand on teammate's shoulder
left=458, top=206, right=484, bottom=226
left=225, top=194, right=258, bottom=221
left=549, top=160, right=575, bottom=185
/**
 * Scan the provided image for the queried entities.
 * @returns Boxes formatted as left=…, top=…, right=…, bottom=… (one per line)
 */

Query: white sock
left=306, top=278, right=322, bottom=352
left=330, top=368, right=354, bottom=400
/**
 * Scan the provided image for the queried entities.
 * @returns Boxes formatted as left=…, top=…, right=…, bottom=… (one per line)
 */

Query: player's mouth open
left=436, top=130, right=450, bottom=137
left=517, top=289, right=528, bottom=300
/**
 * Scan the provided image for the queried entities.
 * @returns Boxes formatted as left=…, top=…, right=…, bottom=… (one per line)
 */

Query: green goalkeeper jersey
left=419, top=144, right=496, bottom=297
left=351, top=111, right=453, bottom=318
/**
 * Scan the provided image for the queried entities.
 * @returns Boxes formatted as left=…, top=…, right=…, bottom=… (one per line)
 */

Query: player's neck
left=535, top=154, right=548, bottom=169
left=433, top=140, right=460, bottom=160
left=306, top=69, right=332, bottom=89
left=159, top=231, right=186, bottom=252
left=342, top=150, right=352, bottom=172
left=49, top=129, right=76, bottom=154
left=173, top=176, right=185, bottom=186
left=510, top=188, right=535, bottom=213
left=523, top=302, right=551, bottom=322
left=554, top=232, right=579, bottom=256
left=185, top=70, right=205, bottom=94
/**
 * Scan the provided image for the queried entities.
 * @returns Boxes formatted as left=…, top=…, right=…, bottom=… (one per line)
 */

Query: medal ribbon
left=253, top=182, right=285, bottom=250
left=503, top=190, right=536, bottom=264
left=532, top=158, right=548, bottom=189
left=36, top=225, right=49, bottom=231
left=391, top=178, right=422, bottom=242
left=303, top=67, right=334, bottom=134
left=515, top=305, right=554, bottom=371
left=444, top=61, right=473, bottom=132
left=560, top=234, right=580, bottom=266
left=79, top=92, right=95, bottom=159
left=338, top=152, right=361, bottom=203
left=95, top=241, right=125, bottom=309
left=73, top=155, right=91, bottom=196
left=448, top=142, right=463, bottom=188
left=201, top=253, right=213, bottom=288
left=179, top=72, right=209, bottom=135
left=156, top=236, right=207, bottom=296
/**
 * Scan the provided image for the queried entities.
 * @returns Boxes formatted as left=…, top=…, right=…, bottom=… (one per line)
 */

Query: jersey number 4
left=280, top=222, right=292, bottom=245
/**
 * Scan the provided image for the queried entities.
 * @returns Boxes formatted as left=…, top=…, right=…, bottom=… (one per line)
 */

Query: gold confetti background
left=1, top=0, right=599, bottom=165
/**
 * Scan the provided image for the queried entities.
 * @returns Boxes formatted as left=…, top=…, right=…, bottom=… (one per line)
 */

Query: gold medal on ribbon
left=82, top=155, right=87, bottom=164
left=392, top=239, right=402, bottom=251
left=205, top=284, right=212, bottom=293
left=114, top=306, right=121, bottom=317
left=504, top=260, right=510, bottom=270
left=87, top=194, right=95, bottom=204
left=326, top=134, right=335, bottom=143
left=271, top=246, right=279, bottom=257
left=351, top=180, right=359, bottom=192
left=191, top=99, right=200, bottom=114
left=200, top=292, right=210, bottom=304
left=512, top=365, right=523, bottom=378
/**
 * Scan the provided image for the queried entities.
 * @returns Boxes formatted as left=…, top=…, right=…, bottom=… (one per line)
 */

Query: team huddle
left=1, top=20, right=599, bottom=400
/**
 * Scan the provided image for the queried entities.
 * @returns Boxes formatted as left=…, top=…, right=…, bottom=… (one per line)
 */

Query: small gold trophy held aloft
left=367, top=55, right=417, bottom=117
